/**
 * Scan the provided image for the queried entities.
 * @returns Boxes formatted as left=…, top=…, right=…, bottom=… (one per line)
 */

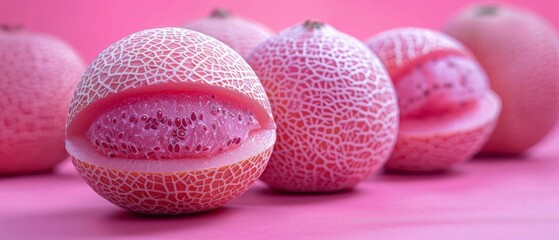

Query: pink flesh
left=396, top=55, right=488, bottom=118
left=67, top=129, right=275, bottom=172
left=400, top=91, right=500, bottom=136
left=86, top=92, right=260, bottom=159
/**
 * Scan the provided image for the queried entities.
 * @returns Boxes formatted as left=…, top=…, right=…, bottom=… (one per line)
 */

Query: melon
left=65, top=28, right=276, bottom=215
left=248, top=20, right=399, bottom=192
left=366, top=28, right=501, bottom=172
left=0, top=25, right=84, bottom=175
left=183, top=8, right=273, bottom=59
left=444, top=3, right=559, bottom=154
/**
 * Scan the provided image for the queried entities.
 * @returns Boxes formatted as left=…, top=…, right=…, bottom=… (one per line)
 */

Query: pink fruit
left=444, top=4, right=559, bottom=154
left=248, top=21, right=399, bottom=192
left=65, top=28, right=276, bottom=215
left=0, top=25, right=84, bottom=175
left=366, top=28, right=501, bottom=172
left=183, top=8, right=273, bottom=59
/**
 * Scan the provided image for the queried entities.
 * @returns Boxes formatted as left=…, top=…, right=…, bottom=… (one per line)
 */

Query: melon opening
left=395, top=54, right=499, bottom=133
left=66, top=83, right=276, bottom=172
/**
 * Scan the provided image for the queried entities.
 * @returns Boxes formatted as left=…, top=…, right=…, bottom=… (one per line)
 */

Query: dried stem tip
left=1, top=24, right=24, bottom=32
left=476, top=5, right=499, bottom=16
left=303, top=20, right=325, bottom=30
left=210, top=8, right=233, bottom=18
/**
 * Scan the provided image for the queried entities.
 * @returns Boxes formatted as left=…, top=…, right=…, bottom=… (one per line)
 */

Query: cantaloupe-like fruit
left=0, top=25, right=84, bottom=175
left=248, top=21, right=399, bottom=192
left=366, top=28, right=501, bottom=172
left=444, top=4, right=559, bottom=154
left=65, top=28, right=276, bottom=215
left=183, top=8, right=273, bottom=59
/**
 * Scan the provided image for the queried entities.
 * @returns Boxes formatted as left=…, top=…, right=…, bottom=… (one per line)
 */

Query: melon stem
left=303, top=20, right=325, bottom=30
left=476, top=5, right=499, bottom=16
left=210, top=8, right=232, bottom=18
left=0, top=24, right=24, bottom=32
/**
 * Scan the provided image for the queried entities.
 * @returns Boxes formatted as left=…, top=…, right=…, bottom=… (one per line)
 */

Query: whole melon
left=0, top=26, right=84, bottom=175
left=444, top=4, right=559, bottom=154
left=184, top=8, right=273, bottom=59
left=248, top=21, right=399, bottom=192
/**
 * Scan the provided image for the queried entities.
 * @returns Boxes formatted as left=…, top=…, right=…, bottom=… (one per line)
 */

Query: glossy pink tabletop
left=1, top=126, right=558, bottom=240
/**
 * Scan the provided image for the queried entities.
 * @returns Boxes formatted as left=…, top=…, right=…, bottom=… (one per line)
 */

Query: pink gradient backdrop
left=1, top=0, right=558, bottom=63
left=1, top=1, right=559, bottom=239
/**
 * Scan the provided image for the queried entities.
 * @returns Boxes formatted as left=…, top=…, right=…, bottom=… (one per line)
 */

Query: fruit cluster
left=1, top=4, right=558, bottom=215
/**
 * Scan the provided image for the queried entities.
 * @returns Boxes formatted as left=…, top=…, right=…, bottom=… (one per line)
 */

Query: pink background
left=1, top=0, right=559, bottom=239
left=1, top=0, right=558, bottom=63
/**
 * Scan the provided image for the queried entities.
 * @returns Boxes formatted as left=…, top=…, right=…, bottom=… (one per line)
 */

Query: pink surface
left=2, top=1, right=559, bottom=239
left=1, top=126, right=558, bottom=239
left=1, top=0, right=558, bottom=63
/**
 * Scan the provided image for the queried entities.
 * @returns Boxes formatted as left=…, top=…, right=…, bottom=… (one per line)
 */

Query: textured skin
left=444, top=4, right=559, bottom=154
left=184, top=12, right=273, bottom=59
left=367, top=28, right=500, bottom=172
left=0, top=30, right=84, bottom=175
left=248, top=23, right=399, bottom=192
left=365, top=28, right=467, bottom=79
left=72, top=148, right=271, bottom=214
left=67, top=28, right=275, bottom=214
